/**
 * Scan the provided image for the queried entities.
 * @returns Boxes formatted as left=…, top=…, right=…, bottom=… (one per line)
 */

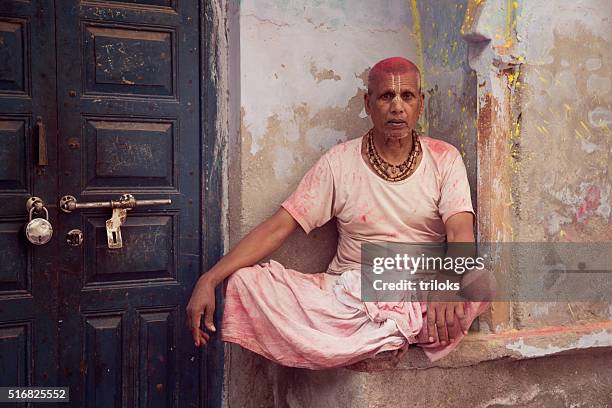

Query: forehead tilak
left=387, top=73, right=411, bottom=93
left=374, top=72, right=418, bottom=95
left=391, top=73, right=402, bottom=102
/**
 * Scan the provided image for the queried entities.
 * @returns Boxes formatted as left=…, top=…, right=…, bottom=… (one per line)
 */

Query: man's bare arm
left=205, top=207, right=298, bottom=287
left=186, top=207, right=299, bottom=346
left=426, top=212, right=475, bottom=345
left=445, top=212, right=475, bottom=242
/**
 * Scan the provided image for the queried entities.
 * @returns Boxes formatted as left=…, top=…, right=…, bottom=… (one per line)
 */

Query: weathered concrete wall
left=461, top=0, right=611, bottom=332
left=276, top=347, right=612, bottom=408
left=511, top=0, right=612, bottom=328
left=221, top=0, right=612, bottom=406
left=227, top=0, right=482, bottom=298
left=225, top=1, right=423, bottom=406
left=418, top=1, right=478, bottom=207
left=231, top=0, right=420, bottom=272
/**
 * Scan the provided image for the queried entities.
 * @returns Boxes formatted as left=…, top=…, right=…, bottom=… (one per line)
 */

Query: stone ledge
left=347, top=321, right=612, bottom=372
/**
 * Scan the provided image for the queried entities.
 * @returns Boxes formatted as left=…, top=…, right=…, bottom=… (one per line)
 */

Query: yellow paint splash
left=409, top=0, right=428, bottom=134
left=536, top=125, right=550, bottom=136
left=461, top=0, right=484, bottom=37
left=409, top=0, right=426, bottom=87
left=462, top=0, right=517, bottom=49
left=567, top=303, right=576, bottom=320
left=574, top=129, right=584, bottom=139
left=580, top=121, right=590, bottom=133
left=505, top=0, right=516, bottom=48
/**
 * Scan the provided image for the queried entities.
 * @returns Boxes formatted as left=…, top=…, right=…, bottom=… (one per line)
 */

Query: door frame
left=200, top=0, right=228, bottom=406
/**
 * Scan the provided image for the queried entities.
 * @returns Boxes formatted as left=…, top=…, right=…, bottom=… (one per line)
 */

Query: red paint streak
left=284, top=160, right=328, bottom=218
left=576, top=186, right=601, bottom=219
left=361, top=215, right=367, bottom=222
left=475, top=321, right=612, bottom=341
left=423, top=137, right=451, bottom=155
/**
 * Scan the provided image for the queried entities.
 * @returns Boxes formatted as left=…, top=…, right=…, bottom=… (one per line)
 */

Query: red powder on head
left=368, top=57, right=421, bottom=91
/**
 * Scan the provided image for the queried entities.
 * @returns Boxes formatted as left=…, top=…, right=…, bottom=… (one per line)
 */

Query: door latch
left=59, top=193, right=171, bottom=249
left=106, top=207, right=128, bottom=249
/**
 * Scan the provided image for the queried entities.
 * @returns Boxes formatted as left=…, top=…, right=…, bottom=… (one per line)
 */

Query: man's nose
left=390, top=95, right=404, bottom=113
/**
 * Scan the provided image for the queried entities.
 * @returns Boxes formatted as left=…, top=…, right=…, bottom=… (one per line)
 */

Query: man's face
left=364, top=70, right=424, bottom=140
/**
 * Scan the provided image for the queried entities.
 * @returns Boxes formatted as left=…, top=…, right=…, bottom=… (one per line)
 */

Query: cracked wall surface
left=235, top=0, right=418, bottom=260
left=222, top=0, right=611, bottom=406
left=226, top=1, right=423, bottom=406
left=512, top=0, right=611, bottom=329
left=461, top=0, right=611, bottom=332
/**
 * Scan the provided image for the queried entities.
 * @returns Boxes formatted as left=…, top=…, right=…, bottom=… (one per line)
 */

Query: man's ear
left=364, top=92, right=371, bottom=116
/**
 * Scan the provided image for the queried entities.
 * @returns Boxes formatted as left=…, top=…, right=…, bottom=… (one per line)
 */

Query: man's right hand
left=184, top=207, right=299, bottom=347
left=186, top=275, right=217, bottom=347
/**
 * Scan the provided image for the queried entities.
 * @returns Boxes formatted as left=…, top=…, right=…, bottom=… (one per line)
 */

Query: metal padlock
left=25, top=206, right=53, bottom=245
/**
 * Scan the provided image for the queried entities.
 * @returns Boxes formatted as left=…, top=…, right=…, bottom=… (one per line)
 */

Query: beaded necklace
left=366, top=129, right=421, bottom=182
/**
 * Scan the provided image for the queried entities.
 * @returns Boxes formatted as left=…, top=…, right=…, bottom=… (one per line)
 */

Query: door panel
left=0, top=19, right=27, bottom=94
left=56, top=1, right=201, bottom=406
left=82, top=119, right=178, bottom=191
left=0, top=1, right=212, bottom=405
left=83, top=25, right=175, bottom=97
left=0, top=0, right=58, bottom=390
left=83, top=212, right=177, bottom=284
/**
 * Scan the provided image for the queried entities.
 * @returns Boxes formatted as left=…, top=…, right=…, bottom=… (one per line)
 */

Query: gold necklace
left=366, top=129, right=421, bottom=182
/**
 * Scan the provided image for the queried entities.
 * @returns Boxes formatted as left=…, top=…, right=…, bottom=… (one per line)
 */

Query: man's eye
left=402, top=93, right=414, bottom=100
left=381, top=93, right=394, bottom=100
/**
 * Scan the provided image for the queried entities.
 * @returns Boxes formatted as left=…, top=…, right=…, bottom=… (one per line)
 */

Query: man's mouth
left=386, top=120, right=406, bottom=126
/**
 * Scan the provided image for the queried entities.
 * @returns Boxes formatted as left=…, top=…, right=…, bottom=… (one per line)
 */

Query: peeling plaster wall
left=234, top=0, right=419, bottom=272
left=222, top=1, right=611, bottom=406
left=512, top=0, right=612, bottom=328
left=418, top=1, right=478, bottom=207
left=517, top=0, right=611, bottom=243
left=225, top=0, right=485, bottom=406
left=233, top=0, right=480, bottom=270
left=227, top=1, right=423, bottom=406
left=462, top=0, right=611, bottom=332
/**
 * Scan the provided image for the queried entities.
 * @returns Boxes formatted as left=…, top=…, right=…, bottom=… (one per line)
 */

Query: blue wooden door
left=0, top=0, right=60, bottom=392
left=1, top=1, right=222, bottom=406
left=55, top=1, right=204, bottom=406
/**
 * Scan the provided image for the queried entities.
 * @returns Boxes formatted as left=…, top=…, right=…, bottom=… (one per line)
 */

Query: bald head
left=368, top=57, right=421, bottom=95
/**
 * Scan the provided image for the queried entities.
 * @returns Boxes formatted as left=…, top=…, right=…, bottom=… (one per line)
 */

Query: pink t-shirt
left=282, top=135, right=474, bottom=274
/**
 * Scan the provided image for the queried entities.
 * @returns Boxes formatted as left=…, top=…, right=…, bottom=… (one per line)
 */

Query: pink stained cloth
left=221, top=260, right=490, bottom=370
left=280, top=135, right=475, bottom=275
left=221, top=134, right=485, bottom=369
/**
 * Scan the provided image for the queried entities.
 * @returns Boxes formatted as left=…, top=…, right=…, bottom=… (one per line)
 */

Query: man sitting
left=186, top=57, right=493, bottom=369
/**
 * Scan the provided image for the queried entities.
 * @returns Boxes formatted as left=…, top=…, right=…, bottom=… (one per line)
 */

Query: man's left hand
left=426, top=291, right=470, bottom=345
